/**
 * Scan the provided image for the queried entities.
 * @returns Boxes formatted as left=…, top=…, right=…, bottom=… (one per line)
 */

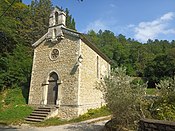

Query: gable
left=32, top=26, right=111, bottom=64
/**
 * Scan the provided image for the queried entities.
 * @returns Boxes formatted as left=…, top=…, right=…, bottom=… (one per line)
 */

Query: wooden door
left=47, top=72, right=58, bottom=105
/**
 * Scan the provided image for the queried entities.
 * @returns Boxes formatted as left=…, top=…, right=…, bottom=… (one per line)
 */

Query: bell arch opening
left=55, top=11, right=59, bottom=25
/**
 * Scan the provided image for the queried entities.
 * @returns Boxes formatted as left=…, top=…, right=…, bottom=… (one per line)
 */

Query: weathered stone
left=28, top=7, right=111, bottom=119
left=139, top=119, right=175, bottom=131
left=144, top=128, right=152, bottom=131
left=158, top=125, right=165, bottom=131
left=166, top=126, right=175, bottom=131
left=149, top=123, right=157, bottom=129
left=144, top=123, right=149, bottom=127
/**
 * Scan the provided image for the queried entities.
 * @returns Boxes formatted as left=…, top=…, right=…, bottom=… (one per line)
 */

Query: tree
left=65, top=8, right=76, bottom=30
left=0, top=0, right=78, bottom=91
left=88, top=30, right=118, bottom=59
left=0, top=44, right=32, bottom=91
left=28, top=0, right=52, bottom=44
left=144, top=52, right=175, bottom=87
left=97, top=67, right=149, bottom=129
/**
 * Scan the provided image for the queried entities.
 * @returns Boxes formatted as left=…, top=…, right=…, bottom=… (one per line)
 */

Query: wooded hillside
left=0, top=0, right=76, bottom=91
left=87, top=30, right=175, bottom=87
left=0, top=0, right=175, bottom=92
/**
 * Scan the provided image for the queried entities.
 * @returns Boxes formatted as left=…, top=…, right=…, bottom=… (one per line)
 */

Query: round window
left=50, top=49, right=59, bottom=60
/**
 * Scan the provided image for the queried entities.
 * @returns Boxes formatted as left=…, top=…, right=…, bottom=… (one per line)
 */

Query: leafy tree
left=144, top=52, right=175, bottom=86
left=97, top=67, right=149, bottom=129
left=87, top=30, right=100, bottom=45
left=28, top=0, right=52, bottom=44
left=65, top=8, right=76, bottom=30
left=0, top=44, right=32, bottom=91
left=6, top=44, right=32, bottom=88
left=0, top=0, right=77, bottom=92
left=87, top=30, right=117, bottom=59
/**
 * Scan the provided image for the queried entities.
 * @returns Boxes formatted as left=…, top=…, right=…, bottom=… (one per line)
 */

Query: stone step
left=32, top=111, right=49, bottom=115
left=30, top=113, right=48, bottom=117
left=27, top=115, right=46, bottom=120
left=25, top=118, right=43, bottom=122
left=25, top=106, right=55, bottom=123
left=38, top=107, right=52, bottom=110
left=35, top=109, right=51, bottom=112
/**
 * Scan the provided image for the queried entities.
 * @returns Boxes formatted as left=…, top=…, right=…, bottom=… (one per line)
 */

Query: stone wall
left=29, top=27, right=110, bottom=118
left=29, top=7, right=111, bottom=119
left=78, top=39, right=110, bottom=115
left=138, top=118, right=175, bottom=131
left=29, top=33, right=80, bottom=118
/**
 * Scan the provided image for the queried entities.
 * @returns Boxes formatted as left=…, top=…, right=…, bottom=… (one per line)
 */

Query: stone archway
left=47, top=72, right=58, bottom=105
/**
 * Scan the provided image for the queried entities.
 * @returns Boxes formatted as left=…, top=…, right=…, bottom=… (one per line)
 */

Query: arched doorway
left=47, top=72, right=58, bottom=105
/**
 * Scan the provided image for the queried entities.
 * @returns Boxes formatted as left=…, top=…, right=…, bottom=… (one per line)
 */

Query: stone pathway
left=0, top=116, right=110, bottom=131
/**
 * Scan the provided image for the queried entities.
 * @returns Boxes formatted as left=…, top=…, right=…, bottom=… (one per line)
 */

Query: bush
left=97, top=67, right=150, bottom=128
left=150, top=77, right=175, bottom=121
left=156, top=77, right=175, bottom=104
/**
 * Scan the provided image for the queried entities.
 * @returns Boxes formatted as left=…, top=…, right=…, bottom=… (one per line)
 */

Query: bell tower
left=46, top=7, right=66, bottom=42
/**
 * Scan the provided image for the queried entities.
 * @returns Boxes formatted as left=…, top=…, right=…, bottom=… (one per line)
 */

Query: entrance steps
left=25, top=107, right=57, bottom=123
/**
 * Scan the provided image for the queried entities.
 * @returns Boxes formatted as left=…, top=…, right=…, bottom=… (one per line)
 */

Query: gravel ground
left=0, top=116, right=110, bottom=131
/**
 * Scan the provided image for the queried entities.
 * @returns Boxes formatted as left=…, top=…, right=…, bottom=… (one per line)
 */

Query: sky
left=23, top=0, right=175, bottom=43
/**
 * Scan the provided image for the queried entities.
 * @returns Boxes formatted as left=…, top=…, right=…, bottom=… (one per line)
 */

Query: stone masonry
left=138, top=118, right=175, bottom=131
left=28, top=7, right=111, bottom=119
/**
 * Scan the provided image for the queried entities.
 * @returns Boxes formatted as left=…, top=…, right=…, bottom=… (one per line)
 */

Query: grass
left=146, top=88, right=156, bottom=95
left=35, top=106, right=111, bottom=127
left=0, top=88, right=33, bottom=125
left=70, top=106, right=111, bottom=122
left=0, top=88, right=111, bottom=126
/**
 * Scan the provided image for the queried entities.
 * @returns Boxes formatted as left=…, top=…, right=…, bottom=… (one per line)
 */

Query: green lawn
left=0, top=88, right=33, bottom=125
left=0, top=88, right=111, bottom=126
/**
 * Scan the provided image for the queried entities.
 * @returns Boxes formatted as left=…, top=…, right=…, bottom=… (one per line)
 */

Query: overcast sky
left=23, top=0, right=175, bottom=43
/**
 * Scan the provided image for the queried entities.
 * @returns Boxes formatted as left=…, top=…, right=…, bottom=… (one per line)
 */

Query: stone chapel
left=28, top=7, right=111, bottom=118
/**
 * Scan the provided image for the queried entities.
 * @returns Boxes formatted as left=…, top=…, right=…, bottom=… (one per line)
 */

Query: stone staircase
left=25, top=107, right=54, bottom=123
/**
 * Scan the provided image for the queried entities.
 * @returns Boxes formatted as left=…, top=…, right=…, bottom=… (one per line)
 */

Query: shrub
left=150, top=77, right=175, bottom=121
left=156, top=77, right=175, bottom=104
left=97, top=67, right=149, bottom=128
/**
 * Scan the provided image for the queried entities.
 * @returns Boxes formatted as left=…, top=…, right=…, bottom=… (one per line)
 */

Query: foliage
left=97, top=67, right=150, bottom=128
left=65, top=8, right=76, bottom=30
left=0, top=88, right=33, bottom=124
left=131, top=77, right=145, bottom=86
left=156, top=77, right=175, bottom=104
left=0, top=0, right=76, bottom=91
left=0, top=44, right=32, bottom=91
left=149, top=77, right=175, bottom=121
left=146, top=88, right=156, bottom=95
left=28, top=0, right=52, bottom=44
left=87, top=31, right=175, bottom=86
left=151, top=103, right=175, bottom=121
left=145, top=53, right=175, bottom=84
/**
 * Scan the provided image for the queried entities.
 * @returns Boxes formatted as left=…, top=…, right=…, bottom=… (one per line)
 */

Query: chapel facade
left=28, top=7, right=111, bottom=118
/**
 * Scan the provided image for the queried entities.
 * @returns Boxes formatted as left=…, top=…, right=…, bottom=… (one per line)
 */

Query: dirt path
left=0, top=116, right=110, bottom=131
